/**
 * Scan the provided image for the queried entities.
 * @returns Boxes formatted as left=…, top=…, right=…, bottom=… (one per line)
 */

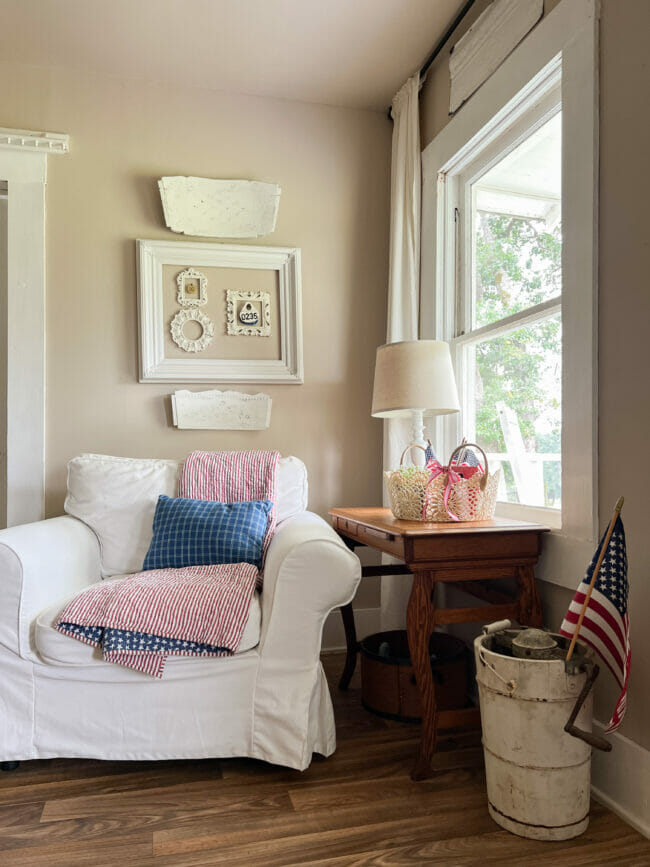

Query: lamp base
left=411, top=410, right=426, bottom=447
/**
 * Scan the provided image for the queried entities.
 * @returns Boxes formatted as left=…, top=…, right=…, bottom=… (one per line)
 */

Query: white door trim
left=0, top=128, right=69, bottom=526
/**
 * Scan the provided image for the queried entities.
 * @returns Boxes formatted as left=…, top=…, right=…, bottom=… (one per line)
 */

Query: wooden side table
left=328, top=507, right=549, bottom=781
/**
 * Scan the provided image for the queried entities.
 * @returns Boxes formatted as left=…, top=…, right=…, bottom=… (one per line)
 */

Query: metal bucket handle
left=478, top=622, right=517, bottom=693
left=564, top=660, right=612, bottom=752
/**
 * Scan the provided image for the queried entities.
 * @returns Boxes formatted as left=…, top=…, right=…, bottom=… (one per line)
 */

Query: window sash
left=454, top=307, right=562, bottom=512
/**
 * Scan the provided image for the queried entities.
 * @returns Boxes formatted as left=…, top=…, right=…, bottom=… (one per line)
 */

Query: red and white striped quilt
left=56, top=449, right=280, bottom=677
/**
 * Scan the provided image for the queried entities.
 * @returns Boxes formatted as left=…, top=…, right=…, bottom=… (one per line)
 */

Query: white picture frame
left=226, top=289, right=271, bottom=336
left=176, top=267, right=207, bottom=307
left=137, top=239, right=303, bottom=383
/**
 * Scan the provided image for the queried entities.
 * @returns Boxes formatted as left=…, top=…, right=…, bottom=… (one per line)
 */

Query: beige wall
left=0, top=62, right=393, bottom=609
left=420, top=0, right=650, bottom=750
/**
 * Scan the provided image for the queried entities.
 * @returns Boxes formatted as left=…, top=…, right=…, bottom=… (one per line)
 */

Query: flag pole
left=566, top=496, right=625, bottom=663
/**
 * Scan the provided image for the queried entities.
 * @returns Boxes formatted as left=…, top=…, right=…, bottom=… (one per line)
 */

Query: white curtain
left=381, top=73, right=422, bottom=630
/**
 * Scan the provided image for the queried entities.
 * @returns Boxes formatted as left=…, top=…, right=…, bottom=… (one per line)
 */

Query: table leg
left=406, top=570, right=437, bottom=781
left=516, top=564, right=543, bottom=627
left=338, top=602, right=359, bottom=691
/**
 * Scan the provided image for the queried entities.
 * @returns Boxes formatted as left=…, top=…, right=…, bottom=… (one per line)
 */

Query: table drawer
left=333, top=516, right=405, bottom=559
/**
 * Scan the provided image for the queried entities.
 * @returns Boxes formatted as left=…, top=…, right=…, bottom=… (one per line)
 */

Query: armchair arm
left=259, top=511, right=361, bottom=662
left=0, top=516, right=101, bottom=659
left=253, top=512, right=360, bottom=768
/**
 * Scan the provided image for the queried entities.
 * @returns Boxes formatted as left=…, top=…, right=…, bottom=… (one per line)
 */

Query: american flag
left=560, top=516, right=631, bottom=733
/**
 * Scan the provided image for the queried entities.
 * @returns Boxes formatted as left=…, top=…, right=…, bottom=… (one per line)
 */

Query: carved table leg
left=516, top=564, right=543, bottom=627
left=406, top=570, right=437, bottom=781
left=338, top=602, right=359, bottom=690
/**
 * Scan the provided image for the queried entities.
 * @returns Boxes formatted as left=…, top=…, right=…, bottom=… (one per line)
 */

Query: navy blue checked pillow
left=142, top=495, right=273, bottom=571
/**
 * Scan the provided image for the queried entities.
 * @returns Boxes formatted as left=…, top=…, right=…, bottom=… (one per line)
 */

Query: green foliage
left=472, top=212, right=562, bottom=462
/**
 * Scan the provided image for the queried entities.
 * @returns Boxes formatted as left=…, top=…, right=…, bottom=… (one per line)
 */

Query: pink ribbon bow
left=422, top=458, right=483, bottom=522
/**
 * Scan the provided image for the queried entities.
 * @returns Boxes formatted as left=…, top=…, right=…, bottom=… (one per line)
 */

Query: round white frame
left=170, top=308, right=215, bottom=353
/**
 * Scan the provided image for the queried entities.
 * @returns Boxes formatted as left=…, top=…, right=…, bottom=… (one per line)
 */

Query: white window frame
left=421, top=0, right=599, bottom=589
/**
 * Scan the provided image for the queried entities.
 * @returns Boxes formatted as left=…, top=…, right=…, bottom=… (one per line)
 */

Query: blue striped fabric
left=142, top=495, right=273, bottom=571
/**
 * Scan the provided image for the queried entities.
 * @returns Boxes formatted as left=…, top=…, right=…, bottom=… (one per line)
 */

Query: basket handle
left=447, top=442, right=489, bottom=491
left=399, top=443, right=427, bottom=467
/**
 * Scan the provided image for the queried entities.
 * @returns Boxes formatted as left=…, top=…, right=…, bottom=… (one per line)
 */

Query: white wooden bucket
left=474, top=631, right=593, bottom=841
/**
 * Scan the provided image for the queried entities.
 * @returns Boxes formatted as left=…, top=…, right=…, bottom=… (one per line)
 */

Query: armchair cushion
left=65, top=453, right=308, bottom=577
left=65, top=454, right=181, bottom=577
left=142, top=496, right=272, bottom=571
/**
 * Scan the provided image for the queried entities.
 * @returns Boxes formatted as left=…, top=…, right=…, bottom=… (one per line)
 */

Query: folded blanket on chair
left=56, top=562, right=259, bottom=677
left=56, top=449, right=280, bottom=677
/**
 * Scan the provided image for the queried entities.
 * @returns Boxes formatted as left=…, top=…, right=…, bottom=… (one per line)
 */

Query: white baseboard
left=591, top=719, right=650, bottom=839
left=321, top=606, right=382, bottom=652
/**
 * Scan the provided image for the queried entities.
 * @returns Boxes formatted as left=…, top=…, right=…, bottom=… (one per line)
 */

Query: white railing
left=486, top=452, right=561, bottom=507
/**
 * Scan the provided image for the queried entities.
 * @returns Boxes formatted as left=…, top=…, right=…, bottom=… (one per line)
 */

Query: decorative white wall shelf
left=158, top=177, right=281, bottom=238
left=171, top=389, right=272, bottom=430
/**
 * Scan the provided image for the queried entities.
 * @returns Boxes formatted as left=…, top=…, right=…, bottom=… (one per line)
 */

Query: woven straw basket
left=385, top=443, right=501, bottom=522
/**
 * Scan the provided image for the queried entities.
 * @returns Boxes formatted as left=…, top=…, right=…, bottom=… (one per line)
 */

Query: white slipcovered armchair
left=0, top=454, right=360, bottom=771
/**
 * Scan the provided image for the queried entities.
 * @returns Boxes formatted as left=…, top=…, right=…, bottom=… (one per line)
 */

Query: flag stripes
left=562, top=591, right=627, bottom=682
left=560, top=514, right=631, bottom=734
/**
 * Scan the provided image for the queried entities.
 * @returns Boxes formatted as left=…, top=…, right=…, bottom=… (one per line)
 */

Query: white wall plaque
left=171, top=389, right=272, bottom=430
left=158, top=177, right=281, bottom=238
left=449, top=0, right=543, bottom=114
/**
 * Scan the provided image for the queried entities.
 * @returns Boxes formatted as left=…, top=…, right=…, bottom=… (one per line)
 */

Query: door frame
left=0, top=129, right=69, bottom=526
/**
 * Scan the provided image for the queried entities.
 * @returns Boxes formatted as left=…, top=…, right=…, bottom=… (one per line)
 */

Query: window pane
left=463, top=314, right=561, bottom=509
left=472, top=113, right=562, bottom=328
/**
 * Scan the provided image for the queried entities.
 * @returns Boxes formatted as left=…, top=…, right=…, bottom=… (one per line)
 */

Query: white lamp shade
left=371, top=339, right=460, bottom=418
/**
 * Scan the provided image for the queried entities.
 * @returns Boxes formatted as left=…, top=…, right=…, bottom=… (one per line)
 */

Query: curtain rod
left=387, top=0, right=479, bottom=119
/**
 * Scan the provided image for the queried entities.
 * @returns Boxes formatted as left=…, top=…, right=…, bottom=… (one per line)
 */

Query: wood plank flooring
left=0, top=653, right=648, bottom=866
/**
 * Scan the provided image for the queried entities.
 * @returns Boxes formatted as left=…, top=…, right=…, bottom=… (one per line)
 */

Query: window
left=452, top=100, right=562, bottom=514
left=421, top=0, right=599, bottom=585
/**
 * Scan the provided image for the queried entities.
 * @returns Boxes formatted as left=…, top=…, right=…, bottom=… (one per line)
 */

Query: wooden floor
left=0, top=654, right=648, bottom=866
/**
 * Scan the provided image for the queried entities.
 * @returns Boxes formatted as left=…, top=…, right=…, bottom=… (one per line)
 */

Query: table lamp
left=371, top=339, right=460, bottom=455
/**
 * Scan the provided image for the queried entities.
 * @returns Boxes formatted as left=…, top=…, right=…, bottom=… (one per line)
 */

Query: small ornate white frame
left=176, top=267, right=207, bottom=307
left=170, top=308, right=215, bottom=353
left=137, top=239, right=303, bottom=383
left=226, top=290, right=271, bottom=336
